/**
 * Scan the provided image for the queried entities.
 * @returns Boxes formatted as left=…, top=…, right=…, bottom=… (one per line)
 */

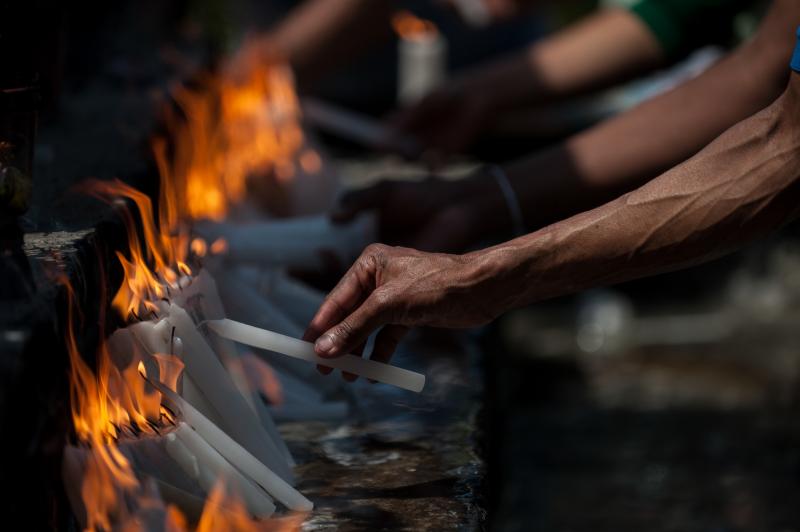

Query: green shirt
left=610, top=0, right=761, bottom=58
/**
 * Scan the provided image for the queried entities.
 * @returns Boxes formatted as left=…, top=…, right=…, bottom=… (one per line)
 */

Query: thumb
left=314, top=292, right=390, bottom=358
left=331, top=184, right=387, bottom=223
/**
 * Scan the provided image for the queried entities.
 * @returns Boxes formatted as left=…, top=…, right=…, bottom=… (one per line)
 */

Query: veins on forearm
left=487, top=96, right=800, bottom=309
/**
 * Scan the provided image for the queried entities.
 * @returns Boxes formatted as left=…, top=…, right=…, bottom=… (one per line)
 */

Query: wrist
left=461, top=243, right=527, bottom=319
left=782, top=71, right=800, bottom=116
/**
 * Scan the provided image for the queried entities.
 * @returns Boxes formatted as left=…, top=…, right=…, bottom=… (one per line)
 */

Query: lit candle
left=394, top=11, right=447, bottom=104
left=206, top=319, right=426, bottom=393
left=128, top=307, right=295, bottom=484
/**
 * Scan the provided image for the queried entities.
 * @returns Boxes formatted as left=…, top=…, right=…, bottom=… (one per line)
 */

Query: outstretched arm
left=343, top=0, right=800, bottom=252
left=307, top=74, right=800, bottom=363
left=393, top=7, right=664, bottom=151
left=233, top=0, right=394, bottom=87
left=499, top=0, right=796, bottom=231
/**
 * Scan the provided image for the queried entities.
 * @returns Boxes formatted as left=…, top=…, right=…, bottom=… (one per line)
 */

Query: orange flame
left=156, top=58, right=304, bottom=222
left=60, top=275, right=185, bottom=531
left=83, top=178, right=188, bottom=320
left=392, top=10, right=438, bottom=40
left=71, top=40, right=310, bottom=532
left=194, top=479, right=306, bottom=532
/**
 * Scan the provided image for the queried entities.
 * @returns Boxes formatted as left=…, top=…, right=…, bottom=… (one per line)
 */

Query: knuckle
left=365, top=242, right=387, bottom=255
left=334, top=319, right=356, bottom=342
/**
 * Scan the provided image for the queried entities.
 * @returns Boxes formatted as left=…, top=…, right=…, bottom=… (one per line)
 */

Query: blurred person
left=394, top=0, right=757, bottom=154
left=227, top=0, right=558, bottom=85
left=303, top=13, right=800, bottom=371
left=335, top=0, right=795, bottom=253
left=229, top=0, right=752, bottom=119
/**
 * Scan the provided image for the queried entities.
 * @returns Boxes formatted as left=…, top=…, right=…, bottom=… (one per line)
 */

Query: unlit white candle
left=165, top=304, right=295, bottom=484
left=195, top=214, right=376, bottom=271
left=152, top=380, right=313, bottom=512
left=206, top=319, right=426, bottom=393
left=172, top=269, right=295, bottom=466
left=168, top=422, right=277, bottom=518
left=302, top=97, right=420, bottom=155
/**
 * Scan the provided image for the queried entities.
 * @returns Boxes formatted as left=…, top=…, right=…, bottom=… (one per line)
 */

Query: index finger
left=302, top=266, right=370, bottom=343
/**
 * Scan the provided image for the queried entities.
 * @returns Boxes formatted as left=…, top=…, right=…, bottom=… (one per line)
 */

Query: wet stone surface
left=281, top=337, right=485, bottom=531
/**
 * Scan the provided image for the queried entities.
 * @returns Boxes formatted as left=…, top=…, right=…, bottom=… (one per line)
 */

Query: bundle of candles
left=63, top=200, right=425, bottom=529
left=62, top=49, right=428, bottom=529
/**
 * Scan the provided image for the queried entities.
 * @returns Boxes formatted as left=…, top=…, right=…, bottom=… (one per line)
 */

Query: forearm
left=471, top=1, right=797, bottom=237
left=270, top=0, right=393, bottom=85
left=453, top=8, right=664, bottom=111
left=476, top=85, right=800, bottom=315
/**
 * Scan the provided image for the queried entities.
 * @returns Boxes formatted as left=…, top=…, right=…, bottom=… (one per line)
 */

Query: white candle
left=206, top=319, right=426, bottom=393
left=234, top=266, right=324, bottom=328
left=168, top=422, right=277, bottom=518
left=151, top=380, right=313, bottom=512
left=171, top=269, right=295, bottom=466
left=163, top=304, right=295, bottom=484
left=195, top=214, right=376, bottom=272
left=397, top=24, right=447, bottom=104
left=302, top=97, right=420, bottom=155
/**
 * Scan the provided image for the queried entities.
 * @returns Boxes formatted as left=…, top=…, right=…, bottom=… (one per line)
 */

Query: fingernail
left=315, top=334, right=335, bottom=356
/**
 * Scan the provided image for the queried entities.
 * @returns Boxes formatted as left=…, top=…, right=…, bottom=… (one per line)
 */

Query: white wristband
left=488, top=165, right=525, bottom=238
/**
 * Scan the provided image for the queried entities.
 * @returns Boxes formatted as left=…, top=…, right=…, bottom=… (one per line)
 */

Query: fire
left=83, top=178, right=189, bottom=320
left=196, top=479, right=306, bottom=532
left=155, top=57, right=305, bottom=222
left=392, top=10, right=438, bottom=40
left=70, top=35, right=309, bottom=532
left=60, top=275, right=183, bottom=530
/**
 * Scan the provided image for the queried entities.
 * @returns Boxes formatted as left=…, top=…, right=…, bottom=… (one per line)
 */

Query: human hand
left=333, top=176, right=492, bottom=252
left=391, top=86, right=492, bottom=156
left=303, top=244, right=501, bottom=375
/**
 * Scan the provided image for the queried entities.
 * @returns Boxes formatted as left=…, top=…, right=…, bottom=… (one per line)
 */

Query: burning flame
left=195, top=479, right=255, bottom=532
left=194, top=479, right=307, bottom=532
left=392, top=10, right=438, bottom=40
left=60, top=275, right=184, bottom=530
left=82, top=178, right=190, bottom=320
left=70, top=37, right=308, bottom=532
left=156, top=57, right=304, bottom=222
